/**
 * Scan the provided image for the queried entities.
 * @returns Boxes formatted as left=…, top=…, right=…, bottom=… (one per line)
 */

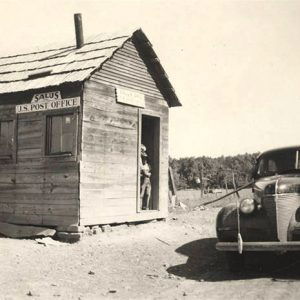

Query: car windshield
left=256, top=149, right=300, bottom=178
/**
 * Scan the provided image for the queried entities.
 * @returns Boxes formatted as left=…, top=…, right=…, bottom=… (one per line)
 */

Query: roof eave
left=132, top=29, right=182, bottom=108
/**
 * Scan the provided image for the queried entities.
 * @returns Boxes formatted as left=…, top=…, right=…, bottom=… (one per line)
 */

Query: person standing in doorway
left=140, top=144, right=152, bottom=210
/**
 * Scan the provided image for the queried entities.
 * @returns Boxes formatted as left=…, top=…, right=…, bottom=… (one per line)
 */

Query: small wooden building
left=0, top=20, right=181, bottom=233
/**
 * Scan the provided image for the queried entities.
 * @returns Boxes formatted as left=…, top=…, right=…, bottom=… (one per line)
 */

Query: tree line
left=169, top=153, right=259, bottom=190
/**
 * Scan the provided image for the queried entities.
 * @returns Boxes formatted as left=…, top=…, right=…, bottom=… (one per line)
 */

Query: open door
left=138, top=113, right=160, bottom=211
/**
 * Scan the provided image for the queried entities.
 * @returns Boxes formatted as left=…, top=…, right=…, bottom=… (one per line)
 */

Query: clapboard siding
left=80, top=79, right=138, bottom=224
left=90, top=40, right=166, bottom=101
left=80, top=39, right=169, bottom=225
left=0, top=92, right=80, bottom=227
left=0, top=213, right=77, bottom=226
left=0, top=162, right=79, bottom=226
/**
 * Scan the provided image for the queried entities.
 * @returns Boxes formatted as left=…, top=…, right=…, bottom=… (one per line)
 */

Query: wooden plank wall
left=80, top=39, right=169, bottom=225
left=0, top=105, right=79, bottom=227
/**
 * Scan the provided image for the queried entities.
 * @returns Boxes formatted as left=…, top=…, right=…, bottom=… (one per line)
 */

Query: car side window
left=257, top=159, right=265, bottom=176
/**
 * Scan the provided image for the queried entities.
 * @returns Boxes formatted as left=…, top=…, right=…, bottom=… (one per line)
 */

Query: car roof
left=257, top=145, right=300, bottom=159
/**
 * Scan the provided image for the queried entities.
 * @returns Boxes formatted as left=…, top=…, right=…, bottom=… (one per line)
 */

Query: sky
left=0, top=0, right=300, bottom=158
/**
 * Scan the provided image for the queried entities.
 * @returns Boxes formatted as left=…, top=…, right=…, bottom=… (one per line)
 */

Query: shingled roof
left=0, top=28, right=181, bottom=107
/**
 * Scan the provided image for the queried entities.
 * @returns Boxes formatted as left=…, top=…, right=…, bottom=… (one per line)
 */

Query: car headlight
left=239, top=198, right=255, bottom=214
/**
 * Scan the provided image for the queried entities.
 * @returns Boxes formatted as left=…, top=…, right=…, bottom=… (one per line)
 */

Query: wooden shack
left=0, top=18, right=181, bottom=234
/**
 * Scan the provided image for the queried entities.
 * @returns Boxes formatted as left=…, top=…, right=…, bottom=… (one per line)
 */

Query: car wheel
left=225, top=252, right=245, bottom=272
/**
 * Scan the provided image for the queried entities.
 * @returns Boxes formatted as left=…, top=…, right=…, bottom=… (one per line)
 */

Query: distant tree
left=169, top=152, right=259, bottom=190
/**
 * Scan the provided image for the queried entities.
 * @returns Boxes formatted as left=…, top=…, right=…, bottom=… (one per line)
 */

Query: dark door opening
left=140, top=114, right=160, bottom=210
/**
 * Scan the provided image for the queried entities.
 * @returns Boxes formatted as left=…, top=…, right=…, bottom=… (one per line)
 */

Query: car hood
left=254, top=174, right=300, bottom=195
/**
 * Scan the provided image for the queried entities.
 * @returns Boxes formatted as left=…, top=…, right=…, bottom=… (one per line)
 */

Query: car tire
left=225, top=252, right=245, bottom=272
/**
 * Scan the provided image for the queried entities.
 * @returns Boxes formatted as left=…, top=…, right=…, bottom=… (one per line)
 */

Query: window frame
left=0, top=117, right=17, bottom=163
left=43, top=108, right=79, bottom=158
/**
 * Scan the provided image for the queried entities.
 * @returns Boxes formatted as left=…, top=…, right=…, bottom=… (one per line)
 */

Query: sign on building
left=16, top=97, right=80, bottom=114
left=116, top=87, right=145, bottom=108
left=31, top=91, right=62, bottom=102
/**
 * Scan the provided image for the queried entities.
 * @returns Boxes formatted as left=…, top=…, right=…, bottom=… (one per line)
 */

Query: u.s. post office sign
left=16, top=97, right=80, bottom=114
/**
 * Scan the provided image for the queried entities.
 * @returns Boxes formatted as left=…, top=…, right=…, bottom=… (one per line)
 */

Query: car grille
left=262, top=195, right=278, bottom=240
left=262, top=194, right=300, bottom=241
left=276, top=194, right=300, bottom=241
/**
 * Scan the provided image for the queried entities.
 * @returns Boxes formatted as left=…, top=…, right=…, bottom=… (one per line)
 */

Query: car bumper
left=216, top=241, right=300, bottom=251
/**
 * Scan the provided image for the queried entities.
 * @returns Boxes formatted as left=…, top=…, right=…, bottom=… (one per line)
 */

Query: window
left=46, top=113, right=76, bottom=155
left=0, top=120, right=14, bottom=158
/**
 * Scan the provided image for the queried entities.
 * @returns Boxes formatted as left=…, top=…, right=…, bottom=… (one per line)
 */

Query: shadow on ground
left=167, top=238, right=300, bottom=282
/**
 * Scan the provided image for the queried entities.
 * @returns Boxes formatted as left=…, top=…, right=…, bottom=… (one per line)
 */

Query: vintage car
left=216, top=146, right=300, bottom=270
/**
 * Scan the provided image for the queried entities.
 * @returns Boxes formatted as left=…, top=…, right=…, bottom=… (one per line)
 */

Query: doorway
left=139, top=114, right=160, bottom=211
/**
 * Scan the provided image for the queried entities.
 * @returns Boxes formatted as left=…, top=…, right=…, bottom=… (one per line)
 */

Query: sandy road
left=1, top=208, right=300, bottom=299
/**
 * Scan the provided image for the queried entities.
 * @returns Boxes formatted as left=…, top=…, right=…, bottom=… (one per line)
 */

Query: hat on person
left=141, top=144, right=148, bottom=157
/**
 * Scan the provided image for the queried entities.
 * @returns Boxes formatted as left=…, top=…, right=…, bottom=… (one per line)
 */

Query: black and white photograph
left=1, top=0, right=300, bottom=299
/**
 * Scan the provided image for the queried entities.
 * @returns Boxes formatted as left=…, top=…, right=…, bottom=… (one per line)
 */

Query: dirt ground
left=2, top=196, right=300, bottom=299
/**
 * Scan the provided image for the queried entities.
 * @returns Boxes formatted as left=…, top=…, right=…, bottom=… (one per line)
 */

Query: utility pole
left=232, top=171, right=240, bottom=198
left=224, top=175, right=228, bottom=194
left=200, top=163, right=204, bottom=198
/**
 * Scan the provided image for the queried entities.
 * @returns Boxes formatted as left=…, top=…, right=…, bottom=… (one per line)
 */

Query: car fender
left=216, top=203, right=237, bottom=231
left=216, top=202, right=272, bottom=242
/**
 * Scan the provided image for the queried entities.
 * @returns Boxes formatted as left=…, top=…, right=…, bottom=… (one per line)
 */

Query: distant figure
left=140, top=144, right=152, bottom=210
